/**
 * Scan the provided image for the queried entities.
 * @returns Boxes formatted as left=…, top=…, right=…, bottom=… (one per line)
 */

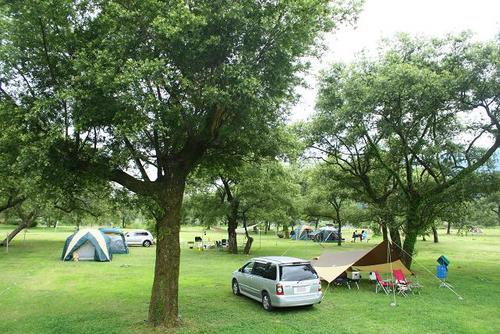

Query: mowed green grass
left=0, top=226, right=499, bottom=334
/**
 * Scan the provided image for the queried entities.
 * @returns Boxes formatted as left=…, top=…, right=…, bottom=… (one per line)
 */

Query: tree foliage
left=0, top=0, right=359, bottom=327
left=312, top=33, right=500, bottom=267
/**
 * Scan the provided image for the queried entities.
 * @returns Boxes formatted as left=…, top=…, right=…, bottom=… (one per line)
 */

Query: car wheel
left=232, top=279, right=240, bottom=296
left=262, top=292, right=273, bottom=311
left=143, top=240, right=152, bottom=247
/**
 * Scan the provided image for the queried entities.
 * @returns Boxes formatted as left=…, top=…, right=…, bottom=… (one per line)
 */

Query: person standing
left=362, top=230, right=367, bottom=242
left=359, top=230, right=364, bottom=242
left=352, top=230, right=358, bottom=243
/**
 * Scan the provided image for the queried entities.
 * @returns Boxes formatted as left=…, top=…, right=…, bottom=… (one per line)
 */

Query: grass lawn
left=0, top=225, right=499, bottom=334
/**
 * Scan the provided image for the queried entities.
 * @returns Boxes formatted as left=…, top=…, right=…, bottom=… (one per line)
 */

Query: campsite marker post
left=259, top=230, right=261, bottom=249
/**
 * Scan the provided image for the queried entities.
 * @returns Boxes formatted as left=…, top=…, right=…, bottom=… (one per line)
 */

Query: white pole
left=259, top=229, right=261, bottom=249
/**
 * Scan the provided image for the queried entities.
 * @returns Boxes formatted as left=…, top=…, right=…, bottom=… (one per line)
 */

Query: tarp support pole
left=392, top=241, right=464, bottom=300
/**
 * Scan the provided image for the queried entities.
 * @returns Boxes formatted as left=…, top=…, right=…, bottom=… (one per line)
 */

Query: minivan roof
left=251, top=256, right=309, bottom=265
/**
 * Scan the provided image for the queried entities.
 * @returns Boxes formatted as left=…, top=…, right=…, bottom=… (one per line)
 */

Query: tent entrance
left=77, top=241, right=96, bottom=260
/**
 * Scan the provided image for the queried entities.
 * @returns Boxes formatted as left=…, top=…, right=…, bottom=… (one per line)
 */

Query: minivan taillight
left=276, top=284, right=284, bottom=295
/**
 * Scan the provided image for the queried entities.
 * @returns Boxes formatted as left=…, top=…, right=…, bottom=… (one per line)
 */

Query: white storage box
left=349, top=271, right=361, bottom=280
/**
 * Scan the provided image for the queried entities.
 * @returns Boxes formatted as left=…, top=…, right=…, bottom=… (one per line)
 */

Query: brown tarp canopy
left=311, top=240, right=412, bottom=283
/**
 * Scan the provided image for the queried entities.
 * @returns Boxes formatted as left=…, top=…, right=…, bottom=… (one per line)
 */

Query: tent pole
left=388, top=241, right=397, bottom=306
left=392, top=241, right=464, bottom=300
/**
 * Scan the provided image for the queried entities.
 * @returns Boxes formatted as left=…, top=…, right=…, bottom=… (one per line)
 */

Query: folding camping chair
left=393, top=269, right=422, bottom=295
left=333, top=276, right=353, bottom=290
left=374, top=271, right=394, bottom=295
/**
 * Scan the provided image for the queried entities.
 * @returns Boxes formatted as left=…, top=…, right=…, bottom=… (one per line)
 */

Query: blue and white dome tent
left=61, top=229, right=113, bottom=262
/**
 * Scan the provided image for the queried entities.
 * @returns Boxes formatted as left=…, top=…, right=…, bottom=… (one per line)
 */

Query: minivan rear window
left=279, top=264, right=318, bottom=281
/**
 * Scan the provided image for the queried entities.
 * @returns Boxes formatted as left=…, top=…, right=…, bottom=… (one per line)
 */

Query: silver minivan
left=232, top=256, right=323, bottom=311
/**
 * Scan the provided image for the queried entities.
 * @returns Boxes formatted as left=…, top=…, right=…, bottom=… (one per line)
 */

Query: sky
left=290, top=0, right=500, bottom=122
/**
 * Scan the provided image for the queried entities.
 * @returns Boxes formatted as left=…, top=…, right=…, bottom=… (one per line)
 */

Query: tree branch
left=123, top=136, right=151, bottom=182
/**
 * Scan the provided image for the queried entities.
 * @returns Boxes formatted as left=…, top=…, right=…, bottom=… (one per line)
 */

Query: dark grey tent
left=312, top=227, right=344, bottom=243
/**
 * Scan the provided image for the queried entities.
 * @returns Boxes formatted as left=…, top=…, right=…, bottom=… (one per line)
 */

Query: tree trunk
left=389, top=227, right=402, bottom=251
left=401, top=200, right=422, bottom=269
left=243, top=237, right=254, bottom=254
left=264, top=221, right=269, bottom=234
left=242, top=214, right=253, bottom=255
left=283, top=224, right=289, bottom=239
left=148, top=172, right=186, bottom=328
left=381, top=222, right=388, bottom=241
left=402, top=227, right=417, bottom=268
left=226, top=199, right=239, bottom=254
left=314, top=218, right=319, bottom=229
left=1, top=213, right=36, bottom=246
left=446, top=221, right=451, bottom=235
left=1, top=222, right=28, bottom=246
left=432, top=226, right=439, bottom=243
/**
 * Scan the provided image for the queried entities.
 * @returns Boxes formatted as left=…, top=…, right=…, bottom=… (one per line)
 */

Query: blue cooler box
left=436, top=265, right=448, bottom=279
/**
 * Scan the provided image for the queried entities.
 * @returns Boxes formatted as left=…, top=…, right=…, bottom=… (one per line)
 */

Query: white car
left=124, top=230, right=155, bottom=247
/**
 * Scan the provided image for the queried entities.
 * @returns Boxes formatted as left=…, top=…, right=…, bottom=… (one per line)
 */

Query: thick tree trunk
left=446, top=221, right=451, bottom=235
left=227, top=199, right=239, bottom=254
left=401, top=200, right=422, bottom=268
left=381, top=222, right=388, bottom=241
left=402, top=227, right=417, bottom=268
left=432, top=226, right=439, bottom=243
left=148, top=172, right=186, bottom=328
left=264, top=221, right=269, bottom=234
left=314, top=218, right=319, bottom=230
